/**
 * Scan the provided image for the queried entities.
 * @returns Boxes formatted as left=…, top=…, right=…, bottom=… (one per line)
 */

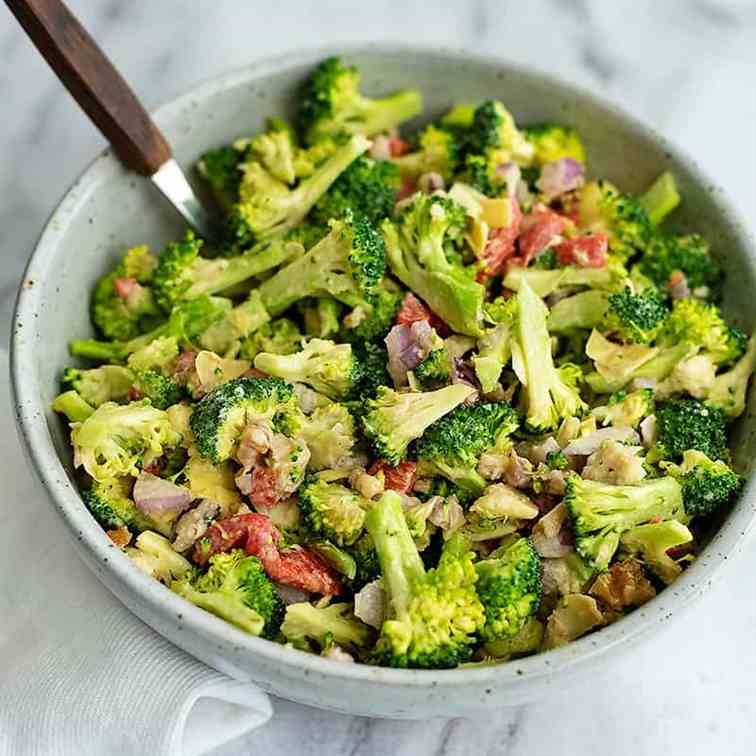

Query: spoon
left=5, top=0, right=219, bottom=241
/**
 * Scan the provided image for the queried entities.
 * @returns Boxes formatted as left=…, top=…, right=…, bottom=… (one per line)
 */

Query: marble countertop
left=1, top=1, right=755, bottom=753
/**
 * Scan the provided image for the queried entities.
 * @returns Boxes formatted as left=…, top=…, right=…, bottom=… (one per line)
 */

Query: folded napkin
left=0, top=350, right=272, bottom=756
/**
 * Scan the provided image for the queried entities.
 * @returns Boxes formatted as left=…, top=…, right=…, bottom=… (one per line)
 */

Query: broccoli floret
left=311, top=156, right=400, bottom=226
left=254, top=339, right=362, bottom=400
left=248, top=125, right=302, bottom=185
left=475, top=538, right=542, bottom=642
left=547, top=290, right=611, bottom=334
left=462, top=153, right=504, bottom=197
left=382, top=193, right=485, bottom=336
left=393, top=125, right=460, bottom=181
left=664, top=449, right=742, bottom=518
left=296, top=57, right=422, bottom=144
left=126, top=530, right=192, bottom=583
left=414, top=347, right=452, bottom=389
left=300, top=402, right=358, bottom=471
left=440, top=102, right=476, bottom=129
left=602, top=286, right=668, bottom=344
left=661, top=298, right=746, bottom=365
left=91, top=245, right=161, bottom=341
left=512, top=280, right=587, bottom=431
left=503, top=264, right=622, bottom=298
left=125, top=336, right=183, bottom=410
left=361, top=383, right=475, bottom=465
left=564, top=475, right=684, bottom=570
left=61, top=365, right=134, bottom=407
left=171, top=549, right=284, bottom=638
left=51, top=390, right=95, bottom=422
left=474, top=296, right=518, bottom=393
left=638, top=172, right=680, bottom=226
left=298, top=475, right=368, bottom=546
left=301, top=298, right=343, bottom=339
left=523, top=123, right=586, bottom=166
left=189, top=377, right=300, bottom=463
left=708, top=333, right=756, bottom=418
left=365, top=491, right=484, bottom=668
left=577, top=180, right=652, bottom=262
left=258, top=211, right=385, bottom=317
left=197, top=145, right=244, bottom=209
left=655, top=398, right=728, bottom=461
left=465, top=100, right=534, bottom=166
left=593, top=388, right=654, bottom=428
left=348, top=533, right=381, bottom=587
left=228, top=134, right=370, bottom=245
left=620, top=520, right=693, bottom=584
left=281, top=601, right=373, bottom=650
left=546, top=450, right=569, bottom=470
left=83, top=476, right=165, bottom=535
left=239, top=318, right=302, bottom=361
left=636, top=233, right=722, bottom=293
left=341, top=281, right=403, bottom=345
left=415, top=402, right=519, bottom=496
left=352, top=341, right=392, bottom=397
left=71, top=400, right=180, bottom=482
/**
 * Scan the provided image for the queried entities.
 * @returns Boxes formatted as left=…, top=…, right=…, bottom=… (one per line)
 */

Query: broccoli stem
left=51, top=390, right=95, bottom=422
left=639, top=172, right=680, bottom=226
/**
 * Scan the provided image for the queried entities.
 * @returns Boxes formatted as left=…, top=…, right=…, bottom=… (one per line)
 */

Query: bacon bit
left=172, top=351, right=198, bottom=384
left=368, top=460, right=418, bottom=494
left=142, top=457, right=163, bottom=476
left=107, top=526, right=132, bottom=548
left=270, top=548, right=344, bottom=596
left=476, top=199, right=522, bottom=281
left=248, top=467, right=280, bottom=508
left=517, top=207, right=567, bottom=265
left=649, top=514, right=664, bottom=524
left=395, top=293, right=450, bottom=337
left=554, top=233, right=608, bottom=268
left=590, top=558, right=655, bottom=611
left=397, top=176, right=417, bottom=201
left=667, top=542, right=694, bottom=560
left=388, top=136, right=411, bottom=157
left=113, top=276, right=137, bottom=299
left=127, top=386, right=145, bottom=402
left=242, top=367, right=268, bottom=379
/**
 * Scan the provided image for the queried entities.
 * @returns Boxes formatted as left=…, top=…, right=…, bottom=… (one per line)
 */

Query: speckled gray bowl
left=11, top=44, right=756, bottom=718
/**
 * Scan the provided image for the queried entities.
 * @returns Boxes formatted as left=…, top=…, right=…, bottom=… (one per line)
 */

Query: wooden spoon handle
left=5, top=0, right=171, bottom=175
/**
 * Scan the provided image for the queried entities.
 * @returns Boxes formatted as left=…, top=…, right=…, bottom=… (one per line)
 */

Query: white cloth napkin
left=0, top=350, right=273, bottom=756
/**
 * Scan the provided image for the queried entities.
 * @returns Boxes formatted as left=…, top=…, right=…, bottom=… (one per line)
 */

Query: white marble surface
left=1, top=1, right=755, bottom=753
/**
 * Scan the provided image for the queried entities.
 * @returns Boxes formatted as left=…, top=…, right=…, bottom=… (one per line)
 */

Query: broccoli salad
left=52, top=57, right=755, bottom=669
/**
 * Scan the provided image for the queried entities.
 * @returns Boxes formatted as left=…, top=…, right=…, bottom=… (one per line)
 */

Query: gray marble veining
left=1, top=1, right=755, bottom=754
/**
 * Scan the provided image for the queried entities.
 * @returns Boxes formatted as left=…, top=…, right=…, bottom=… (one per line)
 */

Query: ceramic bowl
left=11, top=44, right=756, bottom=718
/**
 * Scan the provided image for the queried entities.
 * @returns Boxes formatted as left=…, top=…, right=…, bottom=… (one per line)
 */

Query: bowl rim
left=11, top=41, right=756, bottom=691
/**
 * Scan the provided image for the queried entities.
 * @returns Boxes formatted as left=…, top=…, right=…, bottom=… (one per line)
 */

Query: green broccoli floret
left=71, top=400, right=180, bottom=482
left=660, top=298, right=746, bottom=365
left=414, top=347, right=452, bottom=389
left=475, top=538, right=542, bottom=643
left=620, top=520, right=693, bottom=584
left=365, top=491, right=484, bottom=668
left=126, top=530, right=192, bottom=583
left=311, top=156, right=400, bottom=226
left=638, top=172, right=680, bottom=226
left=300, top=402, right=358, bottom=471
left=51, top=390, right=95, bottom=422
left=352, top=341, right=392, bottom=396
left=546, top=450, right=569, bottom=470
left=602, top=286, right=668, bottom=344
left=296, top=57, right=422, bottom=144
left=61, top=365, right=134, bottom=407
left=298, top=475, right=369, bottom=546
left=382, top=193, right=485, bottom=336
left=523, top=123, right=586, bottom=166
left=301, top=298, right=343, bottom=339
left=415, top=402, right=519, bottom=496
left=440, top=102, right=476, bottom=129
left=239, top=318, right=302, bottom=361
left=254, top=339, right=362, bottom=400
left=248, top=125, right=301, bottom=185
left=513, top=280, right=587, bottom=431
left=91, top=245, right=161, bottom=341
left=503, top=264, right=622, bottom=298
left=577, top=180, right=652, bottom=262
left=341, top=281, right=403, bottom=345
left=664, top=449, right=742, bottom=518
left=636, top=233, right=722, bottom=293
left=196, top=291, right=272, bottom=356
left=197, top=145, right=244, bottom=210
left=465, top=100, right=534, bottom=166
left=462, top=153, right=503, bottom=197
left=228, top=134, right=370, bottom=245
left=361, top=383, right=475, bottom=465
left=171, top=549, right=284, bottom=638
left=348, top=533, right=381, bottom=587
left=189, top=377, right=300, bottom=464
left=83, top=476, right=166, bottom=535
left=564, top=475, right=684, bottom=570
left=708, top=332, right=756, bottom=418
left=281, top=601, right=373, bottom=650
left=474, top=296, right=518, bottom=393
left=258, top=211, right=386, bottom=317
left=655, top=398, right=728, bottom=461
left=393, top=125, right=460, bottom=181
left=125, top=336, right=182, bottom=410
left=593, top=388, right=654, bottom=428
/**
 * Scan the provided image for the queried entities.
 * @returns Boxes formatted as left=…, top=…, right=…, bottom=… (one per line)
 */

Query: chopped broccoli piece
left=393, top=125, right=461, bottom=181
left=281, top=601, right=373, bottom=650
left=172, top=549, right=284, bottom=638
left=620, top=520, right=693, bottom=584
left=636, top=233, right=722, bottom=293
left=546, top=450, right=569, bottom=470
left=474, top=296, right=518, bottom=393
left=300, top=402, right=358, bottom=471
left=365, top=491, right=484, bottom=668
left=602, top=286, right=668, bottom=344
left=197, top=145, right=244, bottom=209
left=348, top=533, right=381, bottom=587
left=311, top=156, right=400, bottom=226
left=361, top=383, right=475, bottom=465
left=298, top=475, right=369, bottom=546
left=301, top=298, right=343, bottom=339
left=71, top=400, right=180, bottom=482
left=476, top=538, right=542, bottom=642
left=564, top=475, right=684, bottom=570
left=655, top=398, right=728, bottom=461
left=296, top=57, right=422, bottom=144
left=512, top=280, right=587, bottom=431
left=382, top=193, right=485, bottom=336
left=414, top=347, right=452, bottom=389
left=462, top=153, right=504, bottom=197
left=189, top=377, right=300, bottom=463
left=254, top=339, right=362, bottom=400
left=341, top=281, right=403, bottom=345
left=126, top=530, right=192, bottom=583
left=593, top=388, right=654, bottom=428
left=440, top=102, right=476, bottom=129
left=523, top=123, right=586, bottom=166
left=484, top=616, right=544, bottom=659
left=503, top=264, right=622, bottom=297
left=248, top=125, right=301, bottom=185
left=83, top=476, right=164, bottom=535
left=61, top=365, right=134, bottom=407
left=708, top=332, right=756, bottom=418
left=547, top=290, right=610, bottom=334
left=638, top=172, right=680, bottom=226
left=125, top=336, right=183, bottom=410
left=465, top=100, right=534, bottom=166
left=664, top=449, right=742, bottom=518
left=239, top=318, right=302, bottom=361
left=51, top=390, right=95, bottom=422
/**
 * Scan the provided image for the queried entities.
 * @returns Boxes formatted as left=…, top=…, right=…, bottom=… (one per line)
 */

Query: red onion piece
left=536, top=158, right=585, bottom=201
left=133, top=472, right=192, bottom=515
